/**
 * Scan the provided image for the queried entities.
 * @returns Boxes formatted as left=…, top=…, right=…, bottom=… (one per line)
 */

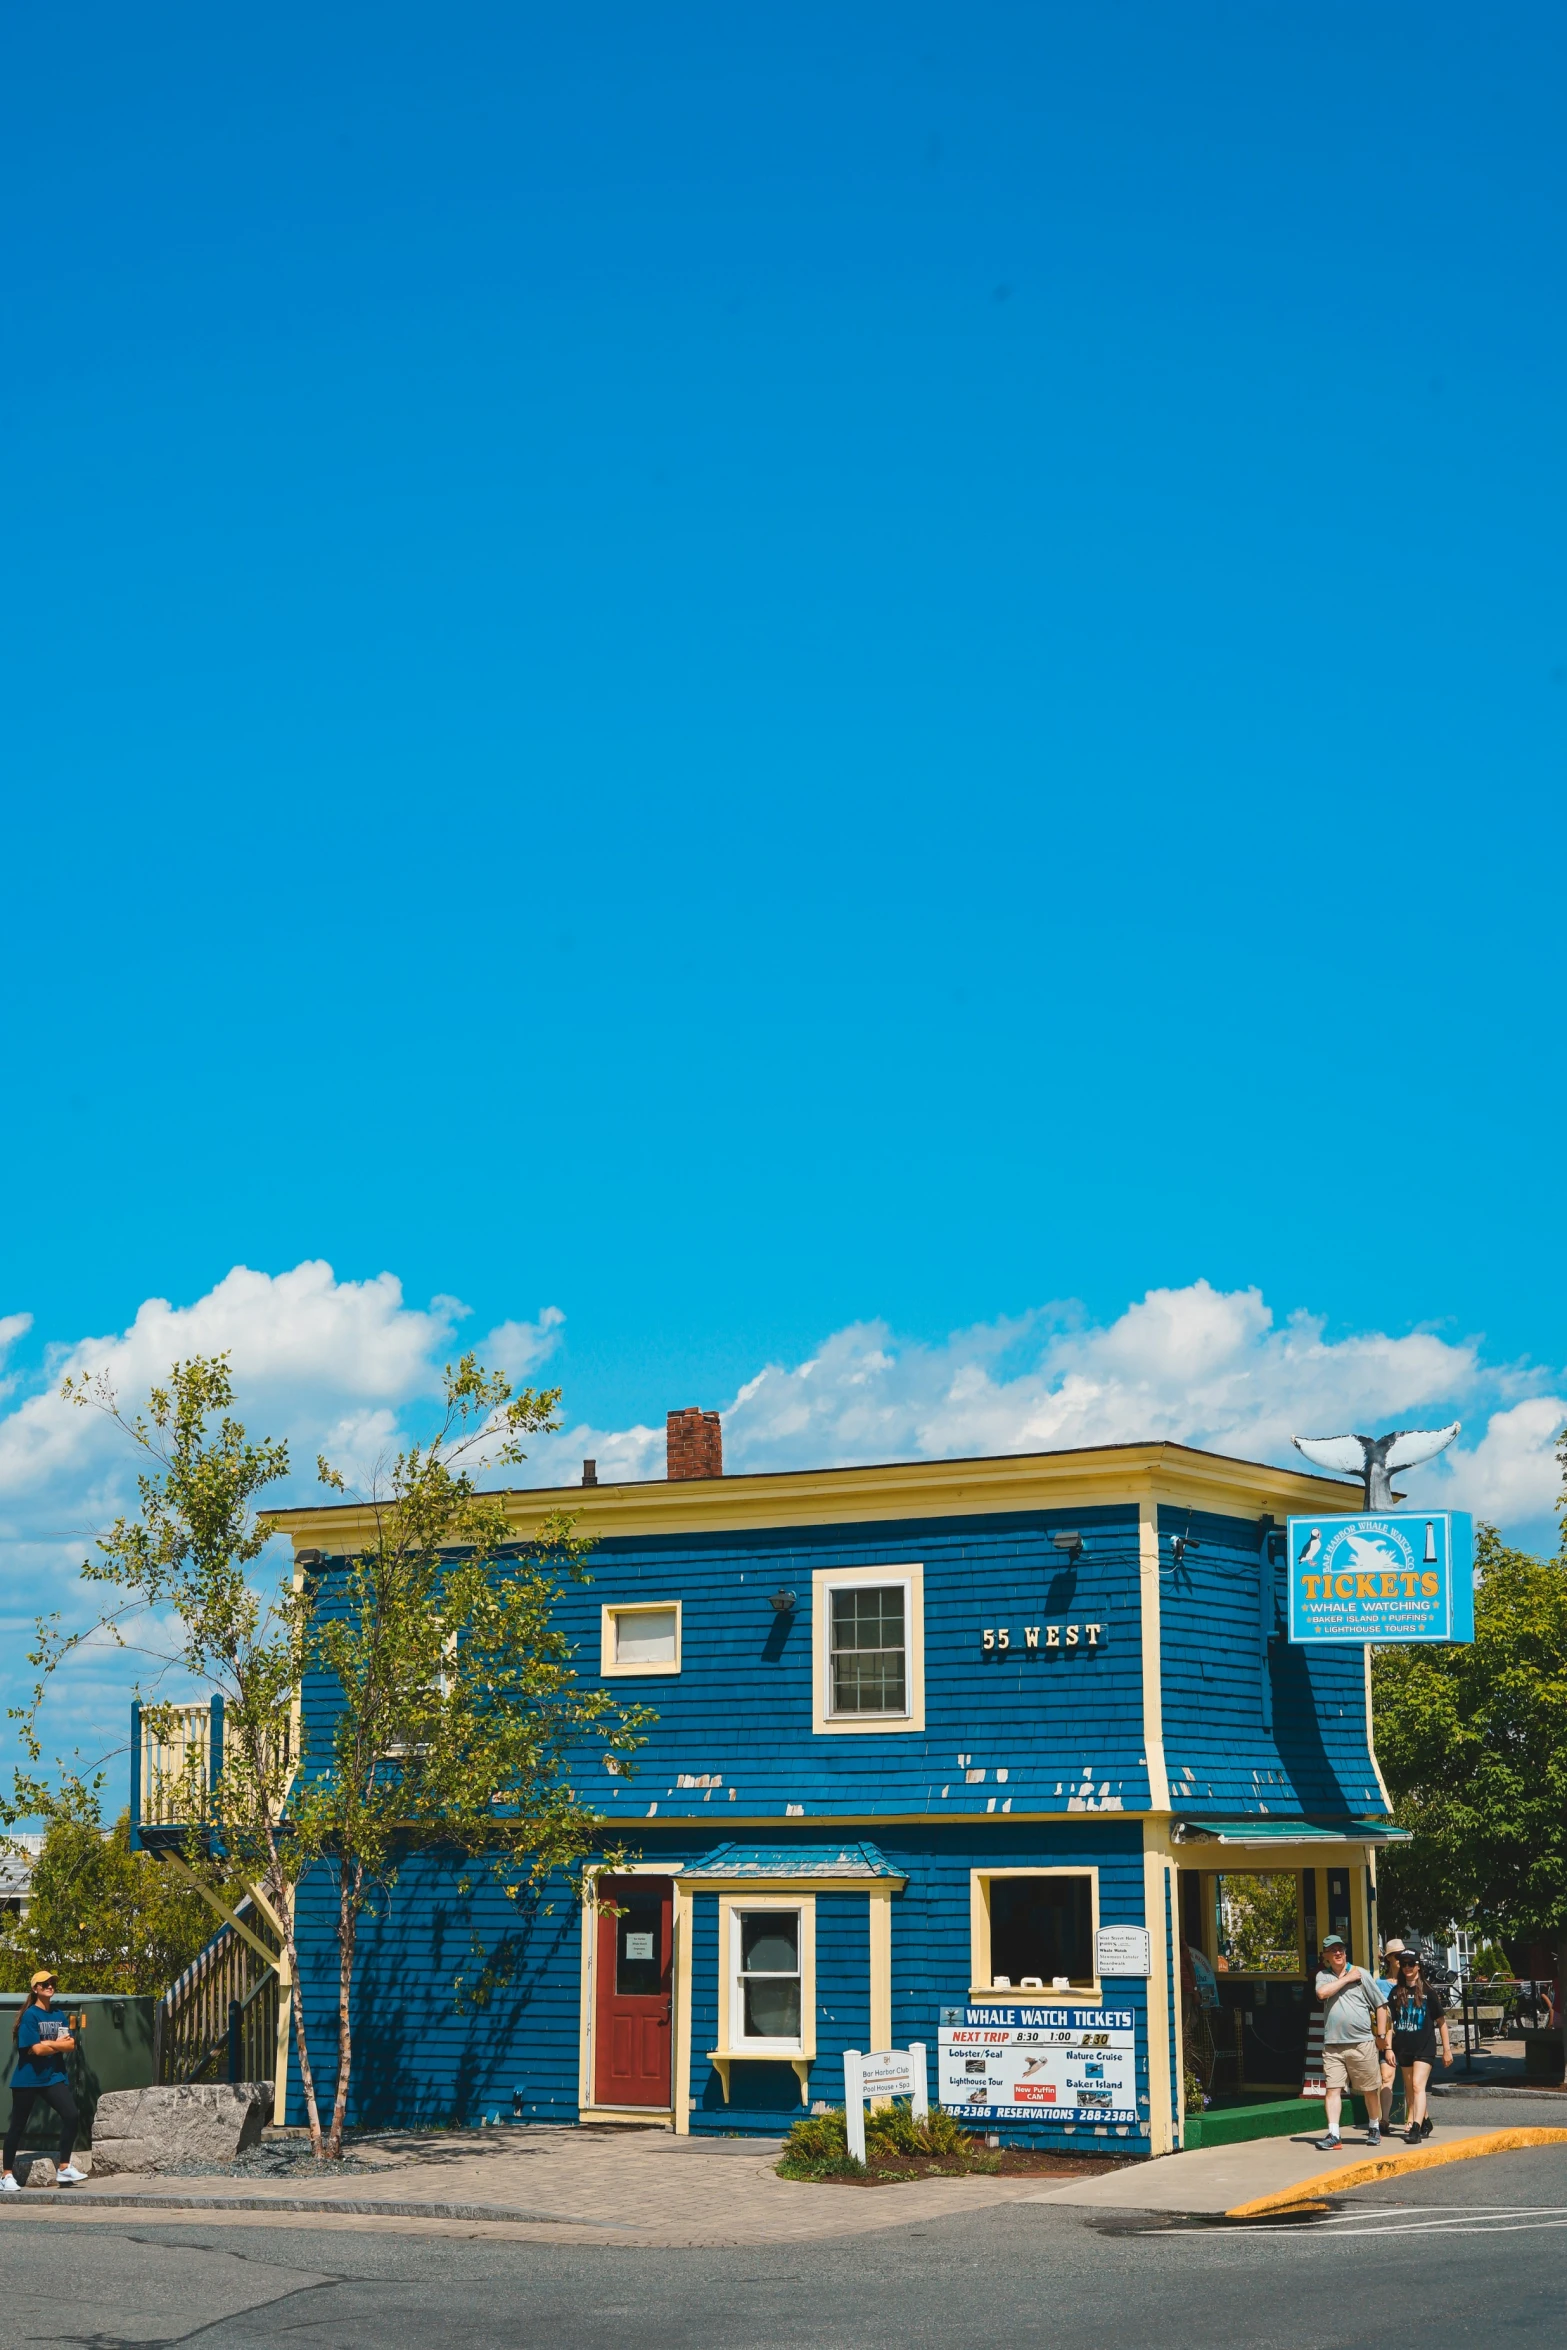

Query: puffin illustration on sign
left=1286, top=1511, right=1474, bottom=1644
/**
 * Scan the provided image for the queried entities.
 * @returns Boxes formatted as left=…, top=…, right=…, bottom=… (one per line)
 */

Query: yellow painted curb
left=1226, top=2128, right=1567, bottom=2218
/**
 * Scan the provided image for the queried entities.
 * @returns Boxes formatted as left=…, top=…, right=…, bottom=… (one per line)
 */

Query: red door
left=594, top=1876, right=673, bottom=2108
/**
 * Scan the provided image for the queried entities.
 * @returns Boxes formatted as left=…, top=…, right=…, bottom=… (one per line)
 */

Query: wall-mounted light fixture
left=296, top=1547, right=325, bottom=1570
left=1051, top=1531, right=1084, bottom=1562
left=770, top=1588, right=797, bottom=1613
left=1169, top=1531, right=1201, bottom=1569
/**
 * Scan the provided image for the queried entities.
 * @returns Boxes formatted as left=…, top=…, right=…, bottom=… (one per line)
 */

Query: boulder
left=21, top=2158, right=57, bottom=2189
left=90, top=2082, right=274, bottom=2174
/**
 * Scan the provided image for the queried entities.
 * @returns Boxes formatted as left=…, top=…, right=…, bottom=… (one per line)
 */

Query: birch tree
left=43, top=1352, right=649, bottom=2158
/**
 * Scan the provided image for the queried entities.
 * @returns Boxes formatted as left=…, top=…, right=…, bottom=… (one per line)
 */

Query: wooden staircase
left=156, top=1898, right=282, bottom=2086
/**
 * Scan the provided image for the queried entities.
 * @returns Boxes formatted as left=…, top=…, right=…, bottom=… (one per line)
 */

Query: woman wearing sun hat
left=2, top=1969, right=89, bottom=2189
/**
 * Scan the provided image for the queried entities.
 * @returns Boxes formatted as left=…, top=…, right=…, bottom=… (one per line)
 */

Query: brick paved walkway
left=1, top=2127, right=1096, bottom=2245
left=18, top=2115, right=1534, bottom=2242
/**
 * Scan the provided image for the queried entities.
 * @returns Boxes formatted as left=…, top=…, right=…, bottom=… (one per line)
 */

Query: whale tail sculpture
left=1291, top=1424, right=1461, bottom=1511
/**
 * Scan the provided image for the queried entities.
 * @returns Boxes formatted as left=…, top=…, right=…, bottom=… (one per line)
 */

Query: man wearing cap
left=2, top=1971, right=89, bottom=2190
left=1313, top=1934, right=1389, bottom=2152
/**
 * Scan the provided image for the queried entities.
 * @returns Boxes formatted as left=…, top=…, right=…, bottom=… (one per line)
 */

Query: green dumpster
left=0, top=1994, right=157, bottom=2150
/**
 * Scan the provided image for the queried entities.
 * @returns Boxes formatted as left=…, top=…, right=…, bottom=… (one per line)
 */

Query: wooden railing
left=155, top=1898, right=281, bottom=2086
left=136, top=1700, right=216, bottom=1831
left=131, top=1696, right=293, bottom=1841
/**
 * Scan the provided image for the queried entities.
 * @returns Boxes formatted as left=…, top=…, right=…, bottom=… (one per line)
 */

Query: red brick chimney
left=666, top=1407, right=723, bottom=1480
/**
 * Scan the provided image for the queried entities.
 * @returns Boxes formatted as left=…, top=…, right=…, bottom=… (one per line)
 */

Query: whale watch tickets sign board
left=1287, top=1512, right=1474, bottom=1645
left=937, top=2006, right=1138, bottom=2126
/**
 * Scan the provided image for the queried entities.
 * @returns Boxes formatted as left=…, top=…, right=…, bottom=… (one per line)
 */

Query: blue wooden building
left=142, top=1422, right=1405, bottom=2156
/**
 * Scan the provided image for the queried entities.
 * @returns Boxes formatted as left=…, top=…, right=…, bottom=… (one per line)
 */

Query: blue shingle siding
left=690, top=1886, right=871, bottom=2136
left=285, top=1822, right=1154, bottom=2147
left=285, top=1852, right=586, bottom=2130
left=573, top=1505, right=1150, bottom=1823
left=882, top=1820, right=1152, bottom=2150
left=274, top=1472, right=1376, bottom=2147
left=284, top=1838, right=717, bottom=2132
left=1158, top=1505, right=1386, bottom=1818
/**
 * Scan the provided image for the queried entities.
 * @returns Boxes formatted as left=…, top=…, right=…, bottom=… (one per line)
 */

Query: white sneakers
left=57, top=2164, right=89, bottom=2185
left=0, top=2175, right=19, bottom=2194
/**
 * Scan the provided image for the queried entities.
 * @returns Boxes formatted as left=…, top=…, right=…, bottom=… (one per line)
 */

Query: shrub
left=782, top=2108, right=850, bottom=2163
left=776, top=2108, right=863, bottom=2180
left=866, top=2100, right=977, bottom=2158
left=778, top=2100, right=992, bottom=2180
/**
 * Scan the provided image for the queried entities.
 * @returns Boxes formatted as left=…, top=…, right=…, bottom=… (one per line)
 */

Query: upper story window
left=812, top=1564, right=924, bottom=1735
left=601, top=1601, right=682, bottom=1676
left=831, top=1586, right=905, bottom=1714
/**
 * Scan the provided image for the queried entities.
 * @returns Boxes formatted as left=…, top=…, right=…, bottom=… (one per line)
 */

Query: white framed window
left=600, top=1601, right=682, bottom=1677
left=722, top=1895, right=815, bottom=2057
left=969, top=1867, right=1102, bottom=2002
left=381, top=1625, right=456, bottom=1759
left=811, top=1563, right=924, bottom=1734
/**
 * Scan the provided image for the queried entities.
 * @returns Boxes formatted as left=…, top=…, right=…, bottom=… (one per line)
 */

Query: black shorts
left=1392, top=2032, right=1437, bottom=2068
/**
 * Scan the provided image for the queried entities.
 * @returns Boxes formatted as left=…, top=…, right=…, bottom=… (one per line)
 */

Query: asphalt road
left=1, top=2148, right=1563, bottom=2350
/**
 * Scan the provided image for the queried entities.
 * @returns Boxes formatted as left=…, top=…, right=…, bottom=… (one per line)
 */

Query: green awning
left=691, top=1840, right=906, bottom=1879
left=1174, top=1819, right=1412, bottom=1848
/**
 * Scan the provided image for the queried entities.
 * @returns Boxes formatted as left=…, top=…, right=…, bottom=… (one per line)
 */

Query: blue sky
left=2, top=6, right=1565, bottom=1784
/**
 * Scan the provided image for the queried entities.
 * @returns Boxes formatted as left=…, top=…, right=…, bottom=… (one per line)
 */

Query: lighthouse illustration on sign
left=1285, top=1508, right=1474, bottom=1645
left=1285, top=1421, right=1472, bottom=1645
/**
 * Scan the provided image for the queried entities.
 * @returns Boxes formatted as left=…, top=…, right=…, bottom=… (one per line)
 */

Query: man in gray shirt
left=1314, top=1933, right=1389, bottom=2150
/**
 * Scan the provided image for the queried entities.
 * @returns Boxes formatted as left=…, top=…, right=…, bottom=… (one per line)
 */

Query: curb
left=1226, top=2127, right=1567, bottom=2218
left=0, top=2190, right=638, bottom=2229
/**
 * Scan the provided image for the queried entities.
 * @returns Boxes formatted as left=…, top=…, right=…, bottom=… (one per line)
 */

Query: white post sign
left=842, top=2044, right=929, bottom=2164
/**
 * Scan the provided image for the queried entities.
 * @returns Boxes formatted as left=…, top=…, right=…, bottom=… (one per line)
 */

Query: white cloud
left=0, top=1263, right=566, bottom=1785
left=0, top=1312, right=33, bottom=1406
left=0, top=1262, right=458, bottom=1519
left=524, top=1279, right=1563, bottom=1532
left=481, top=1307, right=566, bottom=1383
left=1438, top=1397, right=1567, bottom=1524
left=0, top=1264, right=1560, bottom=1805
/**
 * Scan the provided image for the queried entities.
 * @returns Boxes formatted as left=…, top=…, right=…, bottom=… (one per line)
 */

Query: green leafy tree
left=1373, top=1451, right=1567, bottom=2074
left=292, top=1364, right=653, bottom=2156
left=42, top=1352, right=650, bottom=2159
left=0, top=1778, right=219, bottom=1996
left=1216, top=1871, right=1300, bottom=1974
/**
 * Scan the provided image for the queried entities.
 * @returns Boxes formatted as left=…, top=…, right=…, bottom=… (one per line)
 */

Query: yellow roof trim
left=261, top=1440, right=1359, bottom=1551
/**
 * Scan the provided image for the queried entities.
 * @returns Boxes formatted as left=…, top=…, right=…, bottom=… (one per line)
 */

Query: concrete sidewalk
left=1030, top=2120, right=1508, bottom=2214
left=0, top=2126, right=1074, bottom=2245
left=5, top=2110, right=1560, bottom=2243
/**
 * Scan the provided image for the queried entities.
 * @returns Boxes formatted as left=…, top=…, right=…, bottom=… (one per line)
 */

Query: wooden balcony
left=129, top=1697, right=292, bottom=1851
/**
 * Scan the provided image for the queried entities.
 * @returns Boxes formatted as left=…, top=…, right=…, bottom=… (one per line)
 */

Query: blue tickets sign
left=1286, top=1511, right=1474, bottom=1644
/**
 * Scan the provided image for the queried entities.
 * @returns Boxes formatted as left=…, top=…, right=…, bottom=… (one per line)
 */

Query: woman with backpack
left=2, top=1969, right=89, bottom=2189
left=1388, top=1947, right=1453, bottom=2142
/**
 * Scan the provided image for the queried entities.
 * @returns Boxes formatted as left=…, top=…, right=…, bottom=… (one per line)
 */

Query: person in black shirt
left=1388, top=1950, right=1453, bottom=2141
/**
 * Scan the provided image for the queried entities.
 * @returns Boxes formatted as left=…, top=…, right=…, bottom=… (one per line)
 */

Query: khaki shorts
left=1323, top=2040, right=1383, bottom=2095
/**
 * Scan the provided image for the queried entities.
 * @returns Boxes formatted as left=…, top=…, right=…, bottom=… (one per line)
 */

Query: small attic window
left=601, top=1602, right=682, bottom=1676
